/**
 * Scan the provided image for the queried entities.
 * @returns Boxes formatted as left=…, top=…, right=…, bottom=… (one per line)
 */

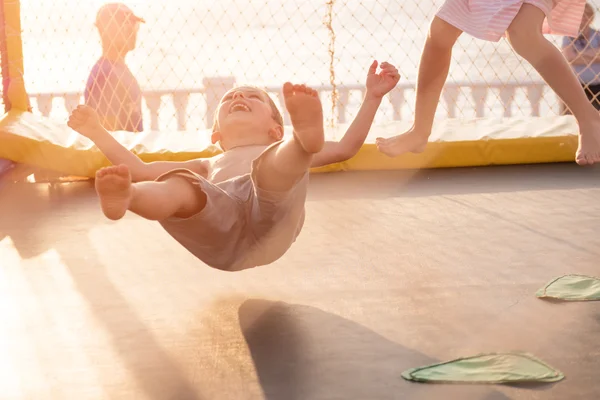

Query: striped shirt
left=436, top=0, right=586, bottom=42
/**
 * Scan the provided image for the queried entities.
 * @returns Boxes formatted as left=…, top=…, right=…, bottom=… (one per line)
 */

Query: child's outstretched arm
left=68, top=105, right=208, bottom=182
left=311, top=61, right=400, bottom=168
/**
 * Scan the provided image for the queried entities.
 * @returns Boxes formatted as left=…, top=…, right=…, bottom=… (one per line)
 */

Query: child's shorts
left=436, top=0, right=585, bottom=42
left=156, top=141, right=309, bottom=271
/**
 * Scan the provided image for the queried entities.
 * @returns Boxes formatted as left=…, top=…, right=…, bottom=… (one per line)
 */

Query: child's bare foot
left=576, top=120, right=600, bottom=165
left=283, top=82, right=324, bottom=154
left=376, top=127, right=429, bottom=157
left=95, top=164, right=133, bottom=220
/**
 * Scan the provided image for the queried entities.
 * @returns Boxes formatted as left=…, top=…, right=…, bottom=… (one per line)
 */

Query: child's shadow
left=238, top=300, right=516, bottom=400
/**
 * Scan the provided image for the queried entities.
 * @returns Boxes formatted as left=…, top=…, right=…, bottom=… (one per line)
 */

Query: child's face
left=98, top=10, right=141, bottom=53
left=212, top=87, right=282, bottom=149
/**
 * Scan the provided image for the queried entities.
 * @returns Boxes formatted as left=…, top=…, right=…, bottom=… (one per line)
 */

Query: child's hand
left=67, top=105, right=104, bottom=139
left=365, top=60, right=400, bottom=101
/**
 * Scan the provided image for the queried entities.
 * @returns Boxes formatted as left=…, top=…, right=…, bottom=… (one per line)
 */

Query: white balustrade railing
left=26, top=78, right=553, bottom=131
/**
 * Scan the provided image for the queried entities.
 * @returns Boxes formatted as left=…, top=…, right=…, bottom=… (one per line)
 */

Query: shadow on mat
left=0, top=182, right=95, bottom=259
left=238, top=299, right=428, bottom=400
left=0, top=183, right=204, bottom=400
left=239, top=299, right=535, bottom=400
left=55, top=231, right=204, bottom=400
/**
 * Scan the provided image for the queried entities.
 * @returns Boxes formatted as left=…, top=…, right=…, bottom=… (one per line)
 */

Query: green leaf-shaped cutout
left=536, top=274, right=600, bottom=301
left=402, top=353, right=564, bottom=384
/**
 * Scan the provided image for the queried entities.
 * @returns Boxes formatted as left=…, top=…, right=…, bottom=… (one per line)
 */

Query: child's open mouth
left=229, top=102, right=251, bottom=113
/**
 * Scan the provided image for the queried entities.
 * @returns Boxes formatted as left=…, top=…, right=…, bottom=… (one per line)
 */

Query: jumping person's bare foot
left=376, top=127, right=429, bottom=157
left=95, top=164, right=133, bottom=220
left=283, top=82, right=325, bottom=154
left=576, top=120, right=600, bottom=165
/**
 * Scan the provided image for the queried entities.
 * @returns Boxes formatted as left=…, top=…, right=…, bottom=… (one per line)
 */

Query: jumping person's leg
left=376, top=17, right=462, bottom=157
left=505, top=3, right=600, bottom=165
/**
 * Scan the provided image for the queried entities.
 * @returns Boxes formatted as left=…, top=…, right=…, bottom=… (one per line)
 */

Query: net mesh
left=10, top=0, right=600, bottom=132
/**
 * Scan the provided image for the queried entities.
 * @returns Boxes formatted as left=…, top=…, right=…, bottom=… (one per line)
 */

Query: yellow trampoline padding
left=0, top=110, right=579, bottom=178
left=345, top=117, right=579, bottom=171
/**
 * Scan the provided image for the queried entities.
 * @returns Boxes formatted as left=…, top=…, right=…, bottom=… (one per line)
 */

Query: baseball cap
left=95, top=3, right=145, bottom=30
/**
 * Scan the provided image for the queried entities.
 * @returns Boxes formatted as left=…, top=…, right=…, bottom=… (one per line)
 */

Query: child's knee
left=506, top=24, right=543, bottom=56
left=428, top=17, right=461, bottom=49
left=161, top=175, right=207, bottom=217
left=506, top=4, right=545, bottom=54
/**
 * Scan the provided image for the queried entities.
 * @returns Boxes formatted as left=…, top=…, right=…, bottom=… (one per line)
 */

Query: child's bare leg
left=95, top=165, right=206, bottom=221
left=254, top=83, right=324, bottom=192
left=505, top=4, right=600, bottom=165
left=377, top=17, right=462, bottom=157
